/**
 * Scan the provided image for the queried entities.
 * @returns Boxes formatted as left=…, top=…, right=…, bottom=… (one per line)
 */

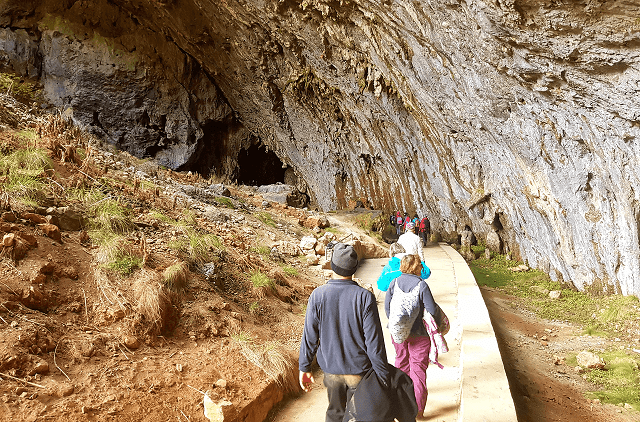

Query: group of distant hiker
left=298, top=214, right=446, bottom=422
left=391, top=211, right=431, bottom=246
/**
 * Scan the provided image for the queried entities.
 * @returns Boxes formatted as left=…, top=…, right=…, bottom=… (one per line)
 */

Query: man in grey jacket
left=299, top=243, right=390, bottom=422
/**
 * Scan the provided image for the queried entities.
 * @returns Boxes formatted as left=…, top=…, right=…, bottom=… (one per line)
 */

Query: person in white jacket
left=397, top=222, right=425, bottom=263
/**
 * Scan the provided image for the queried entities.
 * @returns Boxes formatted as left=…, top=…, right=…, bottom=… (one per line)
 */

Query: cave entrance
left=236, top=143, right=286, bottom=186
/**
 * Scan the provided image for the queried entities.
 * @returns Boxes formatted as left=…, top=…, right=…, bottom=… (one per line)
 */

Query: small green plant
left=249, top=301, right=260, bottom=312
left=231, top=330, right=253, bottom=343
left=250, top=270, right=275, bottom=290
left=215, top=197, right=235, bottom=209
left=251, top=245, right=272, bottom=256
left=169, top=229, right=223, bottom=264
left=257, top=212, right=277, bottom=228
left=106, top=251, right=142, bottom=276
left=93, top=234, right=141, bottom=276
left=282, top=265, right=299, bottom=277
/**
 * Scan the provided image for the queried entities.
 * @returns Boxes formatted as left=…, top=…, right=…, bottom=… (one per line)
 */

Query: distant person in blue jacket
left=377, top=242, right=431, bottom=292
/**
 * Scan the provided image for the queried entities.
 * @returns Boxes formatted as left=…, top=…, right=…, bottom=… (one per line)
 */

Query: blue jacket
left=299, top=279, right=389, bottom=385
left=376, top=256, right=431, bottom=292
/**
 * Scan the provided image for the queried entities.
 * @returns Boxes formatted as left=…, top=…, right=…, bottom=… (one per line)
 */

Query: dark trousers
left=323, top=373, right=362, bottom=422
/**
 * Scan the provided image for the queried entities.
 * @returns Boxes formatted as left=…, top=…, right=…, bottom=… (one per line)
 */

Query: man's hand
left=299, top=371, right=314, bottom=392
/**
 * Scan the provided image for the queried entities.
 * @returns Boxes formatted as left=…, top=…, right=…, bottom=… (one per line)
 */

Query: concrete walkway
left=271, top=243, right=517, bottom=422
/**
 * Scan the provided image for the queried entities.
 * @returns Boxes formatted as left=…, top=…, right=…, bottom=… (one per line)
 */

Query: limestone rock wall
left=1, top=0, right=640, bottom=297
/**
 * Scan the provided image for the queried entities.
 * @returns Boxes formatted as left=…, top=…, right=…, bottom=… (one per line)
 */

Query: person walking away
left=412, top=214, right=420, bottom=235
left=377, top=242, right=431, bottom=292
left=396, top=211, right=403, bottom=236
left=299, top=243, right=390, bottom=422
left=385, top=254, right=438, bottom=418
left=403, top=212, right=411, bottom=232
left=419, top=216, right=430, bottom=247
left=398, top=221, right=425, bottom=264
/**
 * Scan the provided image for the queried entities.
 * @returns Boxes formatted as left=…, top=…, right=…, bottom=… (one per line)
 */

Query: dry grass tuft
left=234, top=337, right=298, bottom=394
left=132, top=269, right=179, bottom=336
left=162, top=262, right=189, bottom=292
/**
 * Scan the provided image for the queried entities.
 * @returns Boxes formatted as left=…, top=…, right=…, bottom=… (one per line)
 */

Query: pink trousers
left=392, top=335, right=431, bottom=413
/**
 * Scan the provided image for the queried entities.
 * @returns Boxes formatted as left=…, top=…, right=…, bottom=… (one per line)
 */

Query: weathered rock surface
left=1, top=0, right=640, bottom=297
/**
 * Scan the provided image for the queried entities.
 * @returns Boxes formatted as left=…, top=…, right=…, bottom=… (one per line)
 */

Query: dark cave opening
left=236, top=143, right=286, bottom=186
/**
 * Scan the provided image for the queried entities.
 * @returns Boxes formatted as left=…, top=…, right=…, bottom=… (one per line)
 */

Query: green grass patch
left=250, top=270, right=275, bottom=289
left=0, top=74, right=43, bottom=103
left=257, top=212, right=276, bottom=228
left=168, top=228, right=223, bottom=264
left=215, top=197, right=235, bottom=209
left=0, top=145, right=52, bottom=207
left=282, top=265, right=299, bottom=277
left=472, top=253, right=640, bottom=409
left=105, top=251, right=142, bottom=276
left=250, top=245, right=272, bottom=256
left=582, top=350, right=640, bottom=409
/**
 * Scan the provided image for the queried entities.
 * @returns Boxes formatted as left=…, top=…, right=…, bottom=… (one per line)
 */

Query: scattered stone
left=57, top=383, right=75, bottom=397
left=305, top=254, right=319, bottom=265
left=2, top=233, right=15, bottom=247
left=510, top=264, right=530, bottom=272
left=204, top=393, right=233, bottom=422
left=123, top=336, right=141, bottom=349
left=15, top=387, right=27, bottom=395
left=299, top=236, right=317, bottom=251
left=549, top=290, right=562, bottom=299
left=303, top=215, right=329, bottom=229
left=273, top=241, right=301, bottom=256
left=1, top=212, right=16, bottom=222
left=39, top=224, right=62, bottom=242
left=483, top=248, right=491, bottom=260
left=553, top=355, right=565, bottom=365
left=21, top=212, right=46, bottom=224
left=18, top=233, right=37, bottom=247
left=215, top=379, right=227, bottom=389
left=38, top=262, right=56, bottom=274
left=52, top=207, right=84, bottom=231
left=176, top=364, right=183, bottom=372
left=576, top=351, right=605, bottom=369
left=31, top=273, right=46, bottom=285
left=624, top=403, right=633, bottom=410
left=530, top=285, right=549, bottom=296
left=29, top=359, right=50, bottom=375
left=592, top=398, right=600, bottom=405
left=574, top=366, right=584, bottom=373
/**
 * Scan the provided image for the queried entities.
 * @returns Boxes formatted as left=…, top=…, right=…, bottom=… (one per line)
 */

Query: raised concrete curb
left=440, top=244, right=517, bottom=422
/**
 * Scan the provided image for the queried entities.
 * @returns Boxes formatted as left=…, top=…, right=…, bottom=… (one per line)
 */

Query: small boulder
left=549, top=290, right=562, bottom=299
left=576, top=351, right=605, bottom=369
left=39, top=224, right=61, bottom=243
left=123, top=336, right=141, bottom=350
left=299, top=236, right=317, bottom=252
left=1, top=212, right=16, bottom=222
left=2, top=233, right=15, bottom=247
left=28, top=359, right=50, bottom=376
left=21, top=212, right=46, bottom=224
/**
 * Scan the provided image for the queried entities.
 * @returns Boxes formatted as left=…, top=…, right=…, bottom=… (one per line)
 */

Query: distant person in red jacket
left=419, top=216, right=430, bottom=246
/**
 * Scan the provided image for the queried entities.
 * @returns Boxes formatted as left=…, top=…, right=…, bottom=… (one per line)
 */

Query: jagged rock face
left=1, top=0, right=640, bottom=297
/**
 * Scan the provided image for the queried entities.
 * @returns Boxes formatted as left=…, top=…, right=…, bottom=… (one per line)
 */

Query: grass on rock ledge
left=470, top=253, right=640, bottom=411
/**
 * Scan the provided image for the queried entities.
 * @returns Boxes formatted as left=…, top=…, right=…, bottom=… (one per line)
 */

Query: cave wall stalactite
left=1, top=0, right=640, bottom=297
